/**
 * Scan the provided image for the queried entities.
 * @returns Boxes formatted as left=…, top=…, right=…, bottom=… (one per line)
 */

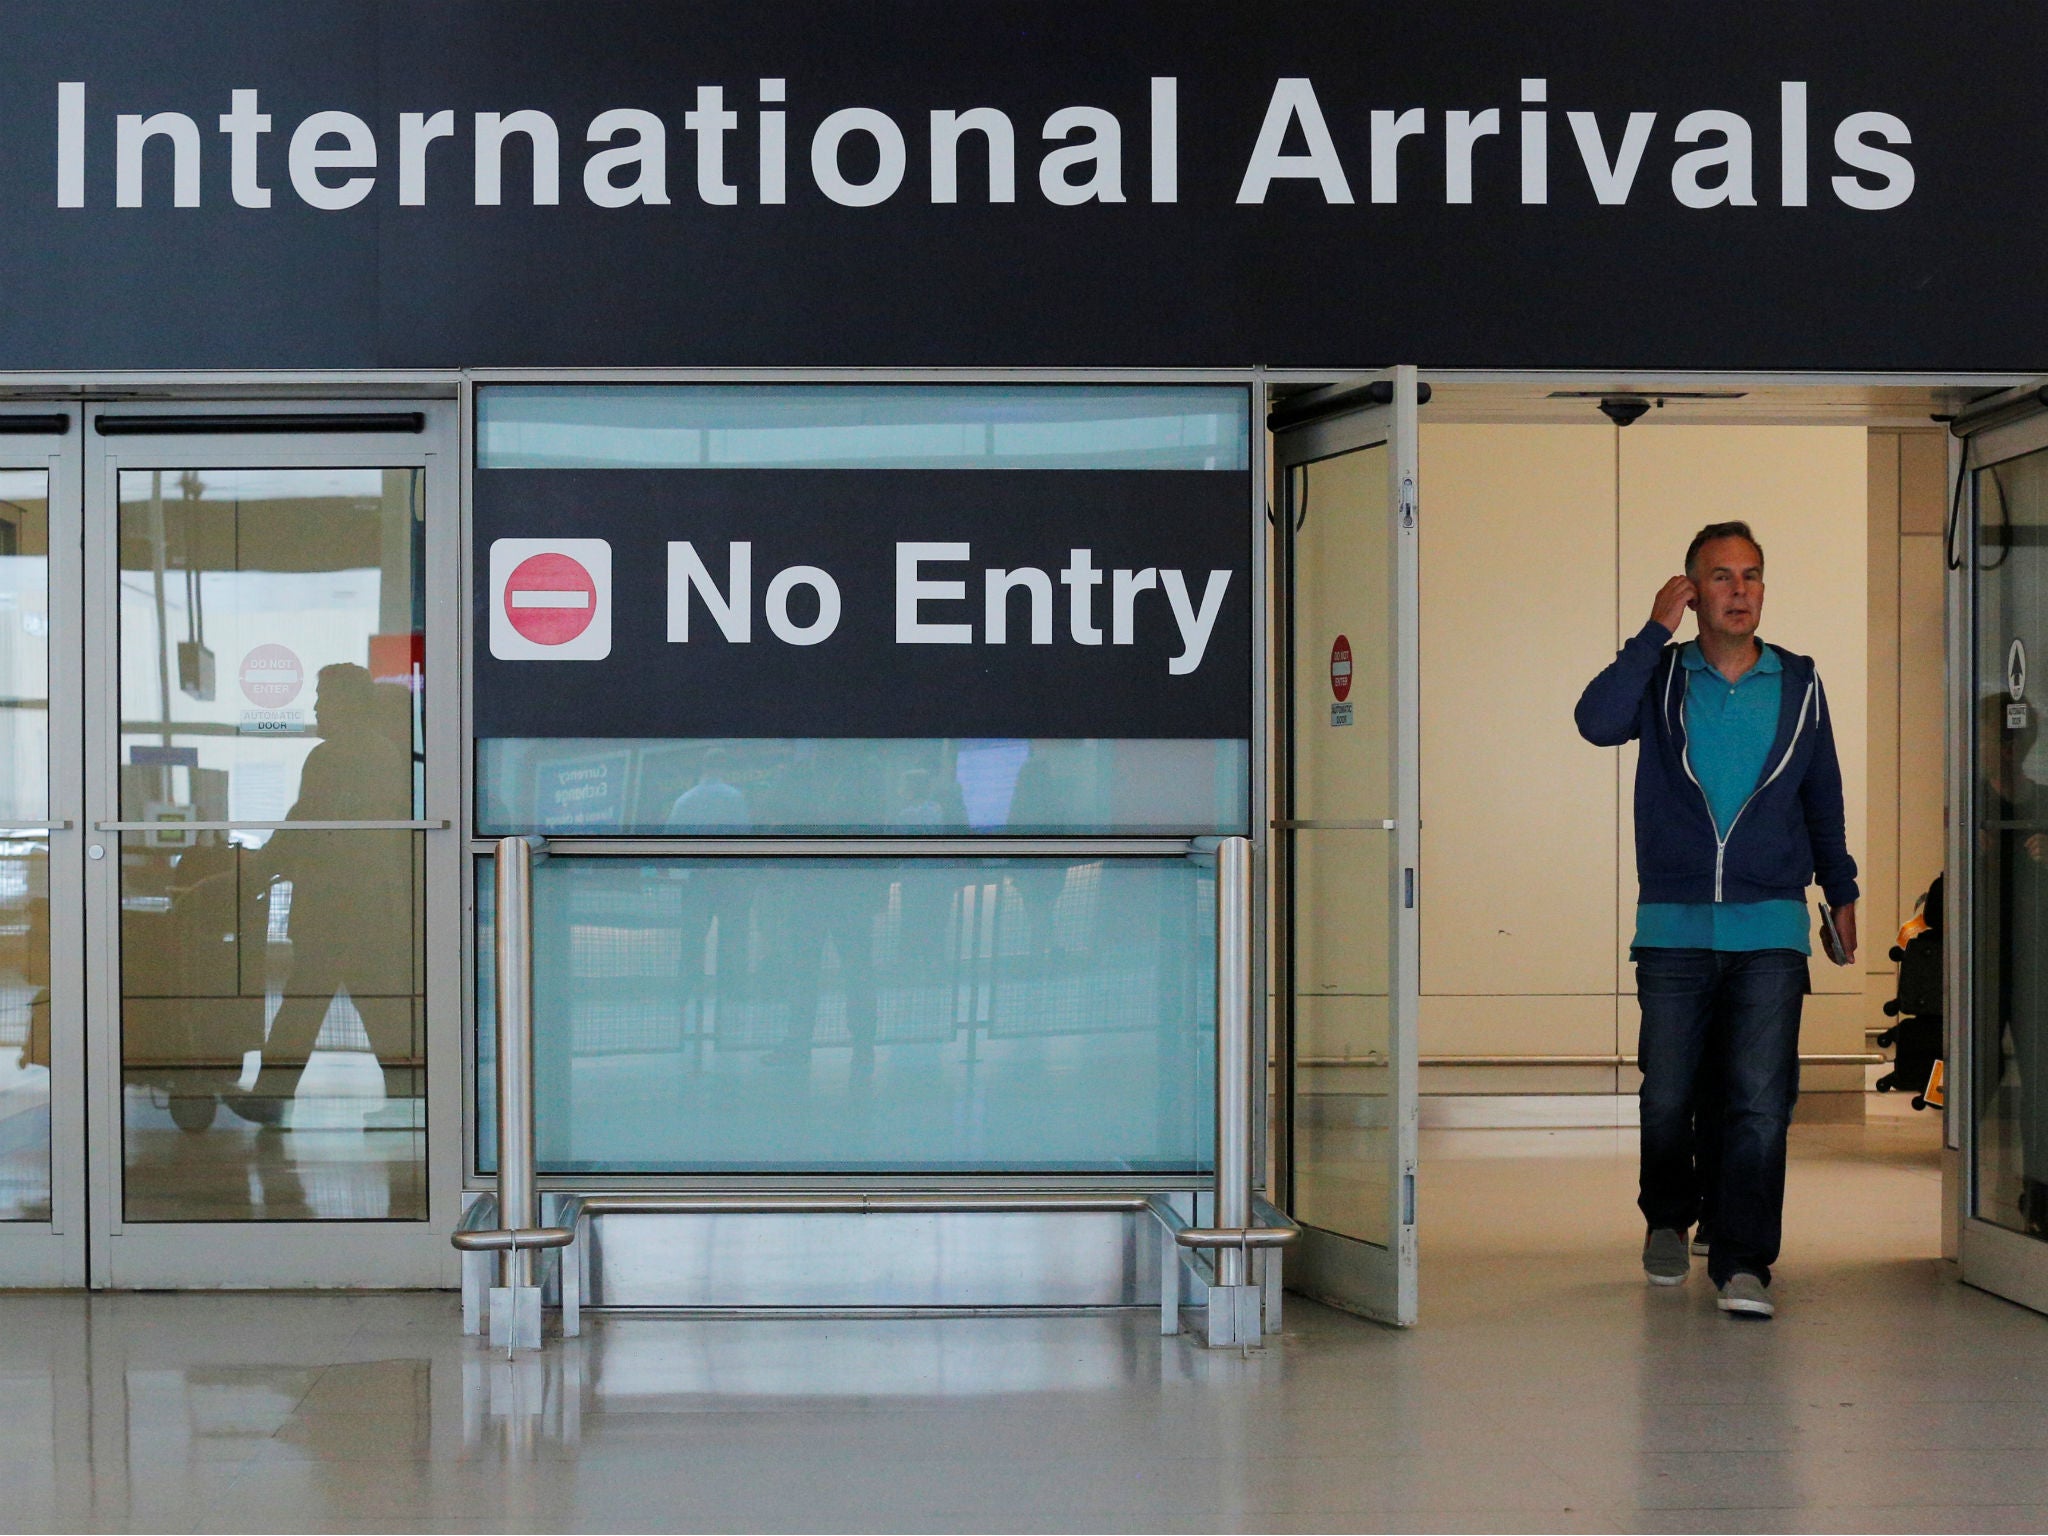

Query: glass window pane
left=0, top=471, right=50, bottom=1221
left=1293, top=446, right=1392, bottom=822
left=476, top=855, right=1213, bottom=1175
left=117, top=468, right=426, bottom=1222
left=1291, top=830, right=1393, bottom=1246
left=476, top=736, right=1248, bottom=836
left=1973, top=450, right=2048, bottom=1240
left=1288, top=442, right=1397, bottom=1248
left=477, top=385, right=1250, bottom=472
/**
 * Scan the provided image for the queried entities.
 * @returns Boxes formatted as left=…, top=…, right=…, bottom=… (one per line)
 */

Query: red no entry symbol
left=503, top=552, right=597, bottom=646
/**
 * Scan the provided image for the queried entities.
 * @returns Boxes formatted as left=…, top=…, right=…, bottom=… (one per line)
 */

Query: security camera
left=1599, top=397, right=1651, bottom=427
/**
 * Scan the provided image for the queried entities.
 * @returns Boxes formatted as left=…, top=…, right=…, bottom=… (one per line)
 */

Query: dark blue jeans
left=1635, top=947, right=1807, bottom=1286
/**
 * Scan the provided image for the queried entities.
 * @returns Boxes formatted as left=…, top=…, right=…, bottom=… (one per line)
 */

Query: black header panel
left=0, top=1, right=2039, bottom=370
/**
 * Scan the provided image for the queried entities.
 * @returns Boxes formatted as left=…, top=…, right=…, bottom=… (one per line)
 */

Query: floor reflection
left=2, top=1108, right=2045, bottom=1532
left=120, top=1054, right=424, bottom=1222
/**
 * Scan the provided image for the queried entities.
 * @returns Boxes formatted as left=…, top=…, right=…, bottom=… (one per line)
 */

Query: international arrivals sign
left=0, top=1, right=2037, bottom=369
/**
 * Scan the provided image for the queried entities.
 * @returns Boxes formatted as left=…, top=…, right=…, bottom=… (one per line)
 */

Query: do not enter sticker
left=1329, top=635, right=1355, bottom=727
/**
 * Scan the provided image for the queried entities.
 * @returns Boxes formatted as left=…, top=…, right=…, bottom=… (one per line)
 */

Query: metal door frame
left=82, top=400, right=462, bottom=1288
left=1951, top=388, right=2048, bottom=1315
left=1270, top=367, right=1422, bottom=1326
left=0, top=408, right=85, bottom=1286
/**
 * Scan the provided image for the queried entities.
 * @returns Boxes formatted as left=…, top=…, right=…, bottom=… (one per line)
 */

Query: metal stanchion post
left=1172, top=835, right=1293, bottom=1348
left=494, top=836, right=541, bottom=1346
left=453, top=836, right=571, bottom=1352
left=1214, top=836, right=1252, bottom=1288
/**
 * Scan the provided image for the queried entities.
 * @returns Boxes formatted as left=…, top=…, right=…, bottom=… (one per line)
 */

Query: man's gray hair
left=1685, top=521, right=1763, bottom=579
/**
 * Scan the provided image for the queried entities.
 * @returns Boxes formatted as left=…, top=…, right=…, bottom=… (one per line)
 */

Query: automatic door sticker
left=489, top=539, right=612, bottom=661
left=237, top=642, right=306, bottom=734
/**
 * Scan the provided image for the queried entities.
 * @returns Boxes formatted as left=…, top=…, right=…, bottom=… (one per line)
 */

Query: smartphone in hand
left=1818, top=902, right=1851, bottom=966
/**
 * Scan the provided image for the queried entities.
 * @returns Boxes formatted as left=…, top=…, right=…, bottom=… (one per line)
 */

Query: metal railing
left=450, top=832, right=1283, bottom=1350
left=453, top=836, right=571, bottom=1352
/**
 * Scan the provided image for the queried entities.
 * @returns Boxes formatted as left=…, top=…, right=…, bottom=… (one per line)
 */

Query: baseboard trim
left=1418, top=1090, right=1870, bottom=1130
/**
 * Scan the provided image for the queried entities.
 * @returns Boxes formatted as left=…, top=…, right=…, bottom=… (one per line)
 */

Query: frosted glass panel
left=478, top=855, right=1214, bottom=1174
left=476, top=385, right=1249, bottom=471
left=476, top=736, right=1248, bottom=836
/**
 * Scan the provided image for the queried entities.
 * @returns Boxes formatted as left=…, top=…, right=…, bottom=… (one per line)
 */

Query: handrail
left=576, top=1193, right=1151, bottom=1216
left=452, top=835, right=567, bottom=1352
left=1296, top=1052, right=1883, bottom=1068
left=1172, top=1193, right=1299, bottom=1250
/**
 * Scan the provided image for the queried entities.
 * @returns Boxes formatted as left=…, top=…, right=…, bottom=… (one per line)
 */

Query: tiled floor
left=5, top=1102, right=2046, bottom=1533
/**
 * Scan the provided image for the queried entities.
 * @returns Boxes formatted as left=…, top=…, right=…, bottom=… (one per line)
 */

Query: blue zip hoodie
left=1575, top=621, right=1859, bottom=909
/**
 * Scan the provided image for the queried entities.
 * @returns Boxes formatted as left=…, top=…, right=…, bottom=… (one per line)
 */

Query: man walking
left=1576, top=522, right=1859, bottom=1318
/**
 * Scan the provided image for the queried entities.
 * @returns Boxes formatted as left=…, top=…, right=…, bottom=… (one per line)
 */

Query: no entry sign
left=1330, top=636, right=1352, bottom=702
left=489, top=538, right=612, bottom=661
left=473, top=469, right=1253, bottom=741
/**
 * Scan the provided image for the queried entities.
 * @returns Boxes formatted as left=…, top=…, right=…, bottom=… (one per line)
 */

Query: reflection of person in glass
left=1980, top=694, right=2048, bottom=1235
left=665, top=748, right=752, bottom=1018
left=666, top=747, right=749, bottom=828
left=232, top=663, right=414, bottom=1126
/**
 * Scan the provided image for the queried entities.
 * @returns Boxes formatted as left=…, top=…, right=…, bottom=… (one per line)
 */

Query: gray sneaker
left=1690, top=1228, right=1712, bottom=1257
left=1716, top=1271, right=1775, bottom=1318
left=1643, top=1227, right=1689, bottom=1286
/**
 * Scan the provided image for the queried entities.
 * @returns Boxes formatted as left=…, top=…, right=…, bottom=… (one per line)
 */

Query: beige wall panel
left=1800, top=989, right=1868, bottom=1058
left=1898, top=534, right=1947, bottom=914
left=1617, top=426, right=1869, bottom=998
left=1418, top=423, right=1618, bottom=996
left=1418, top=992, right=1618, bottom=1056
left=1900, top=430, right=1950, bottom=536
left=1420, top=1065, right=1619, bottom=1095
left=1866, top=433, right=1902, bottom=956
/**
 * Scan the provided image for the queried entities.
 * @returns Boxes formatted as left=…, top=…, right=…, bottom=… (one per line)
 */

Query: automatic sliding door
left=1957, top=391, right=2048, bottom=1318
left=1960, top=406, right=2048, bottom=1313
left=86, top=409, right=458, bottom=1287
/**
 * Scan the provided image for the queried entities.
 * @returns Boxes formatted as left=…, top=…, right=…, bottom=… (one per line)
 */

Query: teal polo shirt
left=1633, top=640, right=1811, bottom=954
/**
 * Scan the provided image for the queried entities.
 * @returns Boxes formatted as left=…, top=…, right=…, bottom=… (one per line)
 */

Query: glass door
left=1958, top=390, right=2048, bottom=1314
left=83, top=405, right=459, bottom=1287
left=1272, top=370, right=1421, bottom=1325
left=0, top=410, right=83, bottom=1287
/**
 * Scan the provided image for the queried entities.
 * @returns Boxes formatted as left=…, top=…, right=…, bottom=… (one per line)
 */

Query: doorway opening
left=1274, top=373, right=2031, bottom=1324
